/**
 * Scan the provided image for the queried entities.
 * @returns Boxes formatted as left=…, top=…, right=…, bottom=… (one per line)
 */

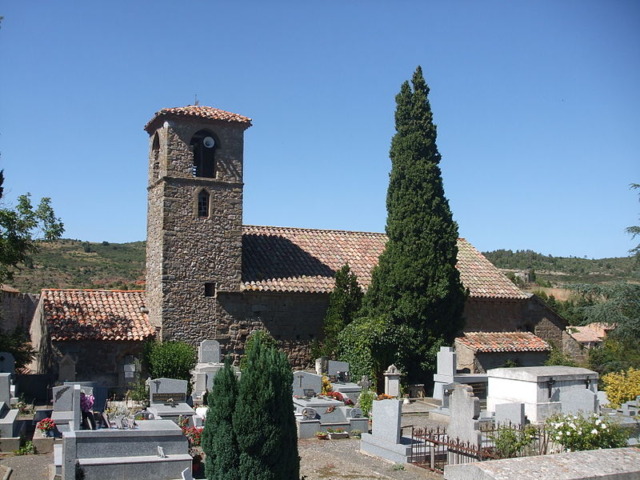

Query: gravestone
left=150, top=378, right=188, bottom=404
left=561, top=388, right=598, bottom=416
left=358, top=375, right=372, bottom=392
left=191, top=340, right=227, bottom=403
left=0, top=353, right=15, bottom=374
left=58, top=354, right=76, bottom=383
left=0, top=374, right=11, bottom=406
left=448, top=384, right=481, bottom=446
left=148, top=378, right=195, bottom=423
left=494, top=402, right=526, bottom=426
left=371, top=399, right=402, bottom=444
left=327, top=360, right=349, bottom=378
left=292, top=371, right=322, bottom=397
left=198, top=340, right=220, bottom=364
left=384, top=364, right=401, bottom=398
left=53, top=385, right=74, bottom=412
left=360, top=399, right=413, bottom=463
left=433, top=346, right=457, bottom=400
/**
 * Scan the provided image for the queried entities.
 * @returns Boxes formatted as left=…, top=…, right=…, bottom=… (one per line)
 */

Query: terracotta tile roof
left=241, top=225, right=527, bottom=299
left=455, top=239, right=529, bottom=299
left=456, top=332, right=550, bottom=353
left=41, top=289, right=154, bottom=342
left=569, top=323, right=615, bottom=344
left=144, top=105, right=252, bottom=132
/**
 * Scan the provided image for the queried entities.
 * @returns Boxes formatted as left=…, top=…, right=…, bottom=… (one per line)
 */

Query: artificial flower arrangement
left=36, top=417, right=56, bottom=432
left=323, top=391, right=354, bottom=406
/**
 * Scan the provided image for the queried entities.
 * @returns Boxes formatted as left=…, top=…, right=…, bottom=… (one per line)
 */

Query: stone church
left=29, top=105, right=570, bottom=386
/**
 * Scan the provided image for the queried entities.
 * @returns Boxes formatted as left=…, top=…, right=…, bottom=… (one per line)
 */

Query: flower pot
left=329, top=432, right=349, bottom=440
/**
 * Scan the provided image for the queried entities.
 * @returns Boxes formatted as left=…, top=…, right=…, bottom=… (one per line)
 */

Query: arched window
left=190, top=130, right=217, bottom=178
left=151, top=133, right=160, bottom=180
left=197, top=189, right=210, bottom=217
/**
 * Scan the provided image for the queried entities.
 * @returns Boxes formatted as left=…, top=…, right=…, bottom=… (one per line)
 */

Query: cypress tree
left=365, top=66, right=467, bottom=383
left=233, top=331, right=299, bottom=480
left=202, top=358, right=240, bottom=480
left=320, top=263, right=363, bottom=358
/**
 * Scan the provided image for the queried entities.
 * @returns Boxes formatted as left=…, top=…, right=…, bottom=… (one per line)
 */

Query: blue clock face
left=203, top=136, right=215, bottom=148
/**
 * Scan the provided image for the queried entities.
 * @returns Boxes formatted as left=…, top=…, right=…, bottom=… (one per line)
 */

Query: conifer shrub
left=233, top=331, right=299, bottom=479
left=202, top=359, right=239, bottom=480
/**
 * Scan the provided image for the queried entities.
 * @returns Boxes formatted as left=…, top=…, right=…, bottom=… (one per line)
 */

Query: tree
left=145, top=341, right=197, bottom=393
left=203, top=358, right=240, bottom=480
left=362, top=67, right=467, bottom=383
left=0, top=170, right=65, bottom=283
left=233, top=331, right=299, bottom=479
left=319, top=264, right=363, bottom=358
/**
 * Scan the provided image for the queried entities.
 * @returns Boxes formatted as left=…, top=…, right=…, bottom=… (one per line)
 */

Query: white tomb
left=487, top=366, right=598, bottom=423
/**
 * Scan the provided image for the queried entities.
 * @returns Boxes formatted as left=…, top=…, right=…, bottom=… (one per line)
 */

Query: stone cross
left=358, top=375, right=372, bottom=392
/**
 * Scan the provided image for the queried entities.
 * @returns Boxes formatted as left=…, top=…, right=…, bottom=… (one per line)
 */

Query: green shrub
left=491, top=425, right=537, bottom=458
left=546, top=413, right=627, bottom=451
left=358, top=390, right=376, bottom=418
left=146, top=341, right=196, bottom=394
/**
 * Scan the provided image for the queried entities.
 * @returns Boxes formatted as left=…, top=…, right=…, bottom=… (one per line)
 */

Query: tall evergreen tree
left=320, top=263, right=363, bottom=358
left=233, top=331, right=299, bottom=480
left=364, top=66, right=467, bottom=383
left=202, top=358, right=240, bottom=480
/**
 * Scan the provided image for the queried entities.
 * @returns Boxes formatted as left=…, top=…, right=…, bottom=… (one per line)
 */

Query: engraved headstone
left=384, top=364, right=401, bottom=398
left=149, top=378, right=188, bottom=404
left=52, top=385, right=74, bottom=412
left=292, top=371, right=322, bottom=397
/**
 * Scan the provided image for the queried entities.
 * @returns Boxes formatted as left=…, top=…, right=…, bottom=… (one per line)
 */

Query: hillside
left=5, top=241, right=639, bottom=295
left=9, top=239, right=146, bottom=294
left=483, top=249, right=639, bottom=286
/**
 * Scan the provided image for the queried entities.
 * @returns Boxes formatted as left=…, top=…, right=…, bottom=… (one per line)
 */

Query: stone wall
left=463, top=296, right=567, bottom=354
left=53, top=340, right=146, bottom=389
left=0, top=290, right=38, bottom=333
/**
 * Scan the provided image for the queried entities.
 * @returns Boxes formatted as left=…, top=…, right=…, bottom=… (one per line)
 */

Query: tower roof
left=144, top=105, right=252, bottom=133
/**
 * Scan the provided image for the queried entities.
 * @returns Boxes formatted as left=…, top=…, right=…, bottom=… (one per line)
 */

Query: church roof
left=455, top=332, right=550, bottom=353
left=41, top=289, right=154, bottom=342
left=241, top=225, right=529, bottom=299
left=144, top=105, right=252, bottom=132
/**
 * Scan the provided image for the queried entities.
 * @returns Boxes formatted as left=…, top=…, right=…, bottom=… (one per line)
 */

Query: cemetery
left=0, top=336, right=639, bottom=480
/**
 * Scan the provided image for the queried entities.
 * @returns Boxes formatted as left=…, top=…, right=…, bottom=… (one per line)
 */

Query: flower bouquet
left=36, top=417, right=56, bottom=437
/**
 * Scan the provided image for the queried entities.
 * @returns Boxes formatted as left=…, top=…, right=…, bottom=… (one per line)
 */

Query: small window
left=197, top=190, right=210, bottom=217
left=204, top=283, right=216, bottom=297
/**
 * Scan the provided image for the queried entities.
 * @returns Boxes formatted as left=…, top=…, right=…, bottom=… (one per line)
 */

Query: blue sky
left=1, top=1, right=638, bottom=259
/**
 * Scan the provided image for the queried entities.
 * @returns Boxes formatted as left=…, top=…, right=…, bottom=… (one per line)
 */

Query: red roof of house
left=144, top=105, right=252, bottom=132
left=241, top=225, right=528, bottom=299
left=41, top=289, right=154, bottom=342
left=569, top=323, right=615, bottom=344
left=455, top=332, right=550, bottom=353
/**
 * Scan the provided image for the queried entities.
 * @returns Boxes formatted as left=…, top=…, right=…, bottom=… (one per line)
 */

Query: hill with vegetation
left=483, top=249, right=639, bottom=286
left=5, top=241, right=639, bottom=296
left=9, top=239, right=146, bottom=293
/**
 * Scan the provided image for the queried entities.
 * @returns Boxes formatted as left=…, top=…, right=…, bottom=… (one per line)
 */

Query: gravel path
left=299, top=437, right=440, bottom=480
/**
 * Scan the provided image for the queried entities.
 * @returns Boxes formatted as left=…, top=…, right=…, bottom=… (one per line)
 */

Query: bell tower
left=144, top=105, right=252, bottom=341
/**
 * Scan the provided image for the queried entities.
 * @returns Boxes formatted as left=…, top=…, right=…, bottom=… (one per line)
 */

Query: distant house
left=568, top=322, right=615, bottom=349
left=455, top=331, right=551, bottom=374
